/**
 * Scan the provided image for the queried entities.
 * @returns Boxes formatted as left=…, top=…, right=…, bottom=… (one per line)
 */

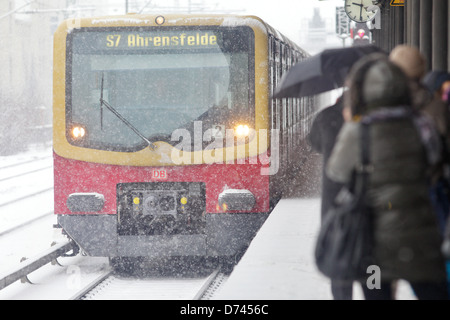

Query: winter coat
left=307, top=98, right=344, bottom=220
left=326, top=110, right=447, bottom=283
left=409, top=80, right=450, bottom=152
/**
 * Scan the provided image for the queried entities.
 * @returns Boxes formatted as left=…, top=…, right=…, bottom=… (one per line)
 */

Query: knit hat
left=345, top=53, right=411, bottom=115
left=362, top=59, right=411, bottom=109
left=423, top=70, right=450, bottom=93
left=389, top=45, right=426, bottom=80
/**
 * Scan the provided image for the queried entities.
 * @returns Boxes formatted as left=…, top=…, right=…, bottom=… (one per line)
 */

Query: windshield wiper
left=100, top=73, right=156, bottom=150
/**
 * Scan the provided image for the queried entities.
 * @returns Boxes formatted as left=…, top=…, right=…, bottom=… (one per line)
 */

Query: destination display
left=72, top=30, right=221, bottom=52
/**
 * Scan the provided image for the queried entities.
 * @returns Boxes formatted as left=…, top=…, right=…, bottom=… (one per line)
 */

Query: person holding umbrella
left=307, top=95, right=354, bottom=300
left=274, top=45, right=384, bottom=300
left=326, top=54, right=448, bottom=300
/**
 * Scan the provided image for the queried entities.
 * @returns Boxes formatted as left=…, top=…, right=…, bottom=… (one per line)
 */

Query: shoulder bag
left=314, top=122, right=374, bottom=280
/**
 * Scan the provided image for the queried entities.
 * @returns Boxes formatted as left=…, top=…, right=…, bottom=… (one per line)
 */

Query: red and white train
left=52, top=14, right=317, bottom=264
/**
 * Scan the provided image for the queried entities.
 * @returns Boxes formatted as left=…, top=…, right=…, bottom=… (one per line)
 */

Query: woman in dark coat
left=308, top=96, right=344, bottom=221
left=308, top=96, right=354, bottom=300
left=326, top=54, right=448, bottom=300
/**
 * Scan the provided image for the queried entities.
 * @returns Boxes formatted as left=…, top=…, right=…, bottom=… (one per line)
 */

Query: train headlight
left=222, top=202, right=228, bottom=212
left=70, top=125, right=86, bottom=140
left=155, top=15, right=165, bottom=25
left=235, top=124, right=250, bottom=137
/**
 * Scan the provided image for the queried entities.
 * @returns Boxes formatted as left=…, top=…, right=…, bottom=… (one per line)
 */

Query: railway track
left=0, top=210, right=53, bottom=237
left=0, top=156, right=52, bottom=180
left=0, top=247, right=231, bottom=300
left=72, top=263, right=228, bottom=300
left=0, top=165, right=52, bottom=183
left=0, top=149, right=58, bottom=289
left=0, top=155, right=53, bottom=205
left=0, top=152, right=54, bottom=235
left=0, top=187, right=53, bottom=208
left=0, top=155, right=51, bottom=171
left=0, top=240, right=77, bottom=290
left=0, top=150, right=233, bottom=300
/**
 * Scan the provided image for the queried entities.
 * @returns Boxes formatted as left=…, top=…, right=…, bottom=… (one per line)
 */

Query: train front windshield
left=66, top=27, right=254, bottom=152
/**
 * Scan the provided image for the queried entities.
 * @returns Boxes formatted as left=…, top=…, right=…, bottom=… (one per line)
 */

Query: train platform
left=213, top=197, right=417, bottom=300
left=212, top=197, right=333, bottom=300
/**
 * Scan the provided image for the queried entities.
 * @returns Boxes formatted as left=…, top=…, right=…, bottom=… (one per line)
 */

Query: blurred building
left=306, top=8, right=327, bottom=53
left=0, top=1, right=106, bottom=155
left=299, top=7, right=343, bottom=55
left=0, top=1, right=63, bottom=154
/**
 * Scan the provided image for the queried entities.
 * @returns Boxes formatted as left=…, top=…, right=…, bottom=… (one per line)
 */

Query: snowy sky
left=9, top=0, right=345, bottom=43
left=206, top=0, right=345, bottom=40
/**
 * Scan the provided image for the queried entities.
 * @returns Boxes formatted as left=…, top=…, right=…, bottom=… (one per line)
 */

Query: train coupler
left=61, top=241, right=80, bottom=257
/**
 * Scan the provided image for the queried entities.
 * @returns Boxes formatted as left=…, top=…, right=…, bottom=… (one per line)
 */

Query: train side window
left=271, top=37, right=281, bottom=135
left=269, top=36, right=277, bottom=131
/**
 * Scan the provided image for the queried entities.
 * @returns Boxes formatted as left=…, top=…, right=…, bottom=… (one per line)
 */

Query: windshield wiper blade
left=100, top=74, right=156, bottom=151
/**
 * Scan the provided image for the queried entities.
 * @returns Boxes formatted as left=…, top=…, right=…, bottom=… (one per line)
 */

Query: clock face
left=345, top=0, right=378, bottom=23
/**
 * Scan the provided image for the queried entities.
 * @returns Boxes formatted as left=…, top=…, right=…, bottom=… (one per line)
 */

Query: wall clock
left=344, top=0, right=378, bottom=23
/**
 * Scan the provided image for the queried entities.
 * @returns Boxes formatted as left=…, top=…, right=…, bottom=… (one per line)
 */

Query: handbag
left=315, top=122, right=374, bottom=280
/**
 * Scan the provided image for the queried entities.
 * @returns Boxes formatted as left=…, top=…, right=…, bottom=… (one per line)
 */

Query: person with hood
left=307, top=95, right=353, bottom=300
left=326, top=54, right=448, bottom=300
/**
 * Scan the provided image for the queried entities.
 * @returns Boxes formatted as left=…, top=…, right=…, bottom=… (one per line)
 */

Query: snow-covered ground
left=0, top=145, right=417, bottom=300
left=214, top=198, right=417, bottom=300
left=0, top=145, right=57, bottom=273
left=0, top=147, right=53, bottom=234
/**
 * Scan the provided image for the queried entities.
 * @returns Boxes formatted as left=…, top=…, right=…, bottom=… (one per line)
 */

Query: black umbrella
left=273, top=45, right=385, bottom=99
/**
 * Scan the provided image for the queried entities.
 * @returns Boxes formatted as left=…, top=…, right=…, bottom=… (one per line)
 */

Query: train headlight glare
left=222, top=203, right=228, bottom=212
left=71, top=125, right=86, bottom=139
left=235, top=124, right=250, bottom=136
left=155, top=16, right=165, bottom=25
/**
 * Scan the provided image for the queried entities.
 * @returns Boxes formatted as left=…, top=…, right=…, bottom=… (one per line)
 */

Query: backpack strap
left=359, top=123, right=372, bottom=173
left=353, top=123, right=372, bottom=198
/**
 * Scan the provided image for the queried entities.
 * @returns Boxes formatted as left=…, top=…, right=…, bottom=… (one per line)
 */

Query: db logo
left=152, top=169, right=167, bottom=180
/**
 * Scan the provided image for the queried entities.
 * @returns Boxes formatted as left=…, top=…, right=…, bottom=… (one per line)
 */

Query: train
left=52, top=14, right=318, bottom=267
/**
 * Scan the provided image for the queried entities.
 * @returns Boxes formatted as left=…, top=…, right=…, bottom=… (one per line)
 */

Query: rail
left=0, top=241, right=78, bottom=290
left=72, top=267, right=225, bottom=300
left=193, top=268, right=220, bottom=300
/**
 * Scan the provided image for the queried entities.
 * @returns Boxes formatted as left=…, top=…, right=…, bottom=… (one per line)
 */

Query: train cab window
left=66, top=27, right=254, bottom=152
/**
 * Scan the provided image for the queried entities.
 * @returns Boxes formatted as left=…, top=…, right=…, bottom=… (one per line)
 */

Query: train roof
left=56, top=13, right=309, bottom=57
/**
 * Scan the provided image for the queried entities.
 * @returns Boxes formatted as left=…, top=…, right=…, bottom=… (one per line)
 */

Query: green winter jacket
left=326, top=117, right=447, bottom=283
